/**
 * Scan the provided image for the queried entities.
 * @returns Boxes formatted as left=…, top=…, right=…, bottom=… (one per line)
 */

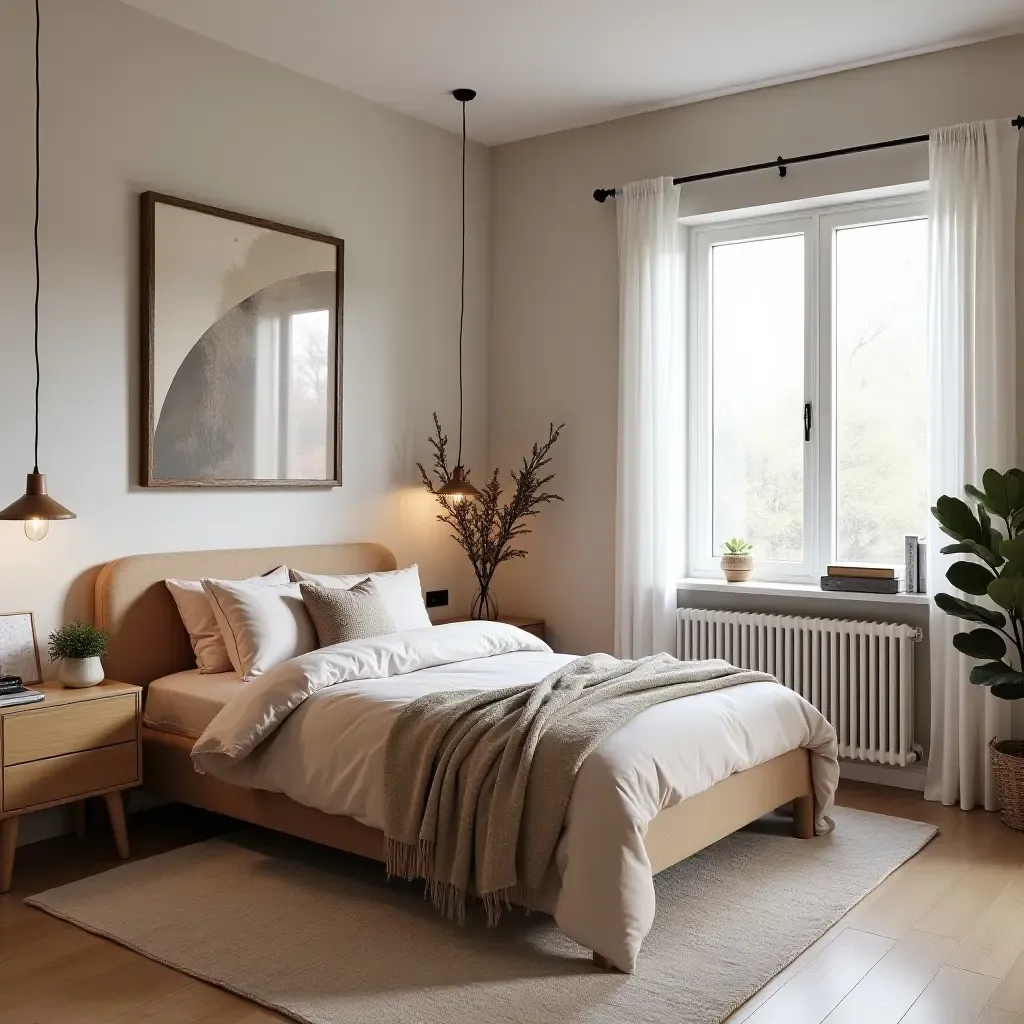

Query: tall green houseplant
left=933, top=468, right=1024, bottom=698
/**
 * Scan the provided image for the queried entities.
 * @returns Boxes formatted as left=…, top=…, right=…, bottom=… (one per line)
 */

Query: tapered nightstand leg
left=103, top=792, right=129, bottom=859
left=1, top=816, right=19, bottom=893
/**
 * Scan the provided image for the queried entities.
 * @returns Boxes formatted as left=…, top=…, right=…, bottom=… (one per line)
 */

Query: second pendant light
left=435, top=88, right=481, bottom=504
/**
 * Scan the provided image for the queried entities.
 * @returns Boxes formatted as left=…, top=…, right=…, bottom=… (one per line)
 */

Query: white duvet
left=193, top=621, right=839, bottom=971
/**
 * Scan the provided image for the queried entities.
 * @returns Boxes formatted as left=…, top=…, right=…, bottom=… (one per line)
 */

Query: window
left=688, top=195, right=928, bottom=582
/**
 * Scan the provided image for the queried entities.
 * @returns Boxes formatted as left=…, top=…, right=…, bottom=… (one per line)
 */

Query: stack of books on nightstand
left=820, top=564, right=902, bottom=595
left=0, top=675, right=44, bottom=708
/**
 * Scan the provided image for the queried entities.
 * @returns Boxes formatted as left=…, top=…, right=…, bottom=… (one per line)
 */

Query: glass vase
left=470, top=584, right=499, bottom=621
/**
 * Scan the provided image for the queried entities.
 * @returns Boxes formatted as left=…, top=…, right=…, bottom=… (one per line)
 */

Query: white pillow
left=166, top=566, right=289, bottom=674
left=202, top=578, right=317, bottom=681
left=289, top=564, right=431, bottom=631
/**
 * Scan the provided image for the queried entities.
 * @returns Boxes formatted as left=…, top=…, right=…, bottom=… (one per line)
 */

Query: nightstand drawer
left=2, top=694, right=137, bottom=766
left=2, top=742, right=139, bottom=812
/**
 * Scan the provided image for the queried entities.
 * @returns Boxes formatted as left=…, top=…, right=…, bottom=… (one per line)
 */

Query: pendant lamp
left=436, top=88, right=481, bottom=504
left=0, top=0, right=75, bottom=541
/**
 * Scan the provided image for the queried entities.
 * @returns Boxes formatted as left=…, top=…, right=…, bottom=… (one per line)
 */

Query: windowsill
left=677, top=577, right=932, bottom=605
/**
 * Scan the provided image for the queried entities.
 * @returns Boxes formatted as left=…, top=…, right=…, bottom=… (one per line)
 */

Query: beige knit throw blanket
left=383, top=652, right=775, bottom=923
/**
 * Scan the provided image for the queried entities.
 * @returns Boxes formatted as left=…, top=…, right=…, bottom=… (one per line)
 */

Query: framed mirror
left=140, top=192, right=343, bottom=487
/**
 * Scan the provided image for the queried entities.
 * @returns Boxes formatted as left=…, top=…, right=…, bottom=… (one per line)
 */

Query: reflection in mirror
left=155, top=273, right=334, bottom=481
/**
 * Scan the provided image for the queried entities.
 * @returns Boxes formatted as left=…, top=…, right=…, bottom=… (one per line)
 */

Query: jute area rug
left=26, top=806, right=936, bottom=1024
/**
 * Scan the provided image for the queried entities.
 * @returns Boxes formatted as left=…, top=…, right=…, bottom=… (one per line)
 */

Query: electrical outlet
left=425, top=589, right=449, bottom=609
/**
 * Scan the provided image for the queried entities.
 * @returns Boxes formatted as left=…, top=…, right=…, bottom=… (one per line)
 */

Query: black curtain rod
left=593, top=115, right=1024, bottom=202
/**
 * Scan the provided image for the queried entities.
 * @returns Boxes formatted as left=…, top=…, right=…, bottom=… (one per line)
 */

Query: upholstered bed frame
left=95, top=542, right=814, bottom=970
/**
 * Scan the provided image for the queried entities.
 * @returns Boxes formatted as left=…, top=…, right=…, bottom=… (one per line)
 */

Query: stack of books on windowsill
left=820, top=564, right=903, bottom=595
left=0, top=676, right=45, bottom=708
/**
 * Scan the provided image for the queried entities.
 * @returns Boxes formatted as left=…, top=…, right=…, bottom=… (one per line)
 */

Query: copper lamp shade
left=437, top=465, right=480, bottom=502
left=0, top=472, right=76, bottom=522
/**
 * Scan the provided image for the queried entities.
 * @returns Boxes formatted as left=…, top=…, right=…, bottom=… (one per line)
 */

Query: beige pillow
left=300, top=579, right=397, bottom=647
left=166, top=566, right=289, bottom=674
left=289, top=564, right=431, bottom=631
left=202, top=578, right=317, bottom=681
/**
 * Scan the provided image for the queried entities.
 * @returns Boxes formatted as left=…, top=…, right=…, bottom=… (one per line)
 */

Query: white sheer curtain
left=614, top=178, right=685, bottom=658
left=925, top=120, right=1019, bottom=809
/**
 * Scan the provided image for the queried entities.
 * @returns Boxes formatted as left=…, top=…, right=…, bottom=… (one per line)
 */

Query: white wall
left=489, top=34, right=1024, bottom=664
left=0, top=0, right=490, bottom=641
left=0, top=0, right=489, bottom=842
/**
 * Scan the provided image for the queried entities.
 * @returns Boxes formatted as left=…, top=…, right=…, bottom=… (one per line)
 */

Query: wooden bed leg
left=793, top=794, right=815, bottom=839
left=592, top=952, right=620, bottom=971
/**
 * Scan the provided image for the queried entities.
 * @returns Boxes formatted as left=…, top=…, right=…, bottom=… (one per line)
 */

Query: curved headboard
left=95, top=543, right=397, bottom=686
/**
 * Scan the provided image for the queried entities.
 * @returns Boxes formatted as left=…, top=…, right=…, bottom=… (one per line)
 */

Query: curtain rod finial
left=593, top=188, right=616, bottom=203
left=1013, top=115, right=1023, bottom=129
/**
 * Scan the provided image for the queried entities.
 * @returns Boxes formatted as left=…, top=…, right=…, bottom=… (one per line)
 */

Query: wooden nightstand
left=0, top=680, right=142, bottom=892
left=438, top=615, right=546, bottom=642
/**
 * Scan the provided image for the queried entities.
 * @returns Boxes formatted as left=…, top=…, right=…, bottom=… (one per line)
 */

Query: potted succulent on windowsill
left=933, top=468, right=1024, bottom=830
left=721, top=538, right=754, bottom=582
left=48, top=621, right=108, bottom=688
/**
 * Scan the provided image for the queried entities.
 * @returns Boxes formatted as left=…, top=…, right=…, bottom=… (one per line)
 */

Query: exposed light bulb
left=450, top=493, right=466, bottom=505
left=24, top=517, right=48, bottom=542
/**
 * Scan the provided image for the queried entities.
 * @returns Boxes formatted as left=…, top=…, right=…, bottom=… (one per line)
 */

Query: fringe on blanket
left=384, top=837, right=534, bottom=926
left=384, top=836, right=434, bottom=881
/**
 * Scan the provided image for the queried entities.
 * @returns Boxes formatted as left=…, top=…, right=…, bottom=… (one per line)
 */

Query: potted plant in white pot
left=933, top=468, right=1024, bottom=829
left=721, top=538, right=754, bottom=582
left=48, top=621, right=108, bottom=688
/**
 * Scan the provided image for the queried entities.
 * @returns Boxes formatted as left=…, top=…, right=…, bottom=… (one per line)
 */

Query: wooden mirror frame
left=140, top=191, right=344, bottom=488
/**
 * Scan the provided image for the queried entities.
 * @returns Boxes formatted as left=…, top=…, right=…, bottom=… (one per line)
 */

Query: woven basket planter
left=990, top=739, right=1024, bottom=830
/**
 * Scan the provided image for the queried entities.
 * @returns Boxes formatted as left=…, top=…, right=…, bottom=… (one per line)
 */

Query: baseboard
left=15, top=790, right=166, bottom=847
left=839, top=759, right=927, bottom=792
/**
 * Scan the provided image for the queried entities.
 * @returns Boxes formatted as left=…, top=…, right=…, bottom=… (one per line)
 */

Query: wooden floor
left=727, top=783, right=1024, bottom=1024
left=2, top=784, right=1024, bottom=1024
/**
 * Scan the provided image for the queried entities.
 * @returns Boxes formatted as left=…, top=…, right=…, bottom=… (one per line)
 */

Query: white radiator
left=677, top=608, right=922, bottom=766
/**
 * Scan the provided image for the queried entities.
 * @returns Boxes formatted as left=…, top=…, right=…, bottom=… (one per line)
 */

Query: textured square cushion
left=201, top=578, right=317, bottom=681
left=166, top=566, right=289, bottom=674
left=299, top=579, right=397, bottom=647
left=289, top=564, right=431, bottom=631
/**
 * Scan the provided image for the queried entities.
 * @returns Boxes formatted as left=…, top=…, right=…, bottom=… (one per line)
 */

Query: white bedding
left=192, top=621, right=839, bottom=971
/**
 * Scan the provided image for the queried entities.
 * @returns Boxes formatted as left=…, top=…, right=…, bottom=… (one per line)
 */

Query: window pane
left=711, top=234, right=805, bottom=562
left=835, top=219, right=927, bottom=564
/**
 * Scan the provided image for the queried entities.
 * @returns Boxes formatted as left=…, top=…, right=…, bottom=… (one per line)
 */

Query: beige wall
left=489, top=35, right=1024, bottom=669
left=0, top=0, right=490, bottom=679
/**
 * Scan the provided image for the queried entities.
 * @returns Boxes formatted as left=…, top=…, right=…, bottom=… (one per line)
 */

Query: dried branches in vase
left=418, top=414, right=564, bottom=620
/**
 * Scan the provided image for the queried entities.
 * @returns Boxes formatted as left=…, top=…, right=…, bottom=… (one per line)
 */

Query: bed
left=95, top=542, right=838, bottom=972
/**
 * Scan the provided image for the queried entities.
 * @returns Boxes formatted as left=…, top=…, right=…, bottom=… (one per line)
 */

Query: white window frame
left=686, top=192, right=928, bottom=584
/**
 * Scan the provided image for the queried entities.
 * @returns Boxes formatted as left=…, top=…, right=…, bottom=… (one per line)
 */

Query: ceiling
left=121, top=0, right=1024, bottom=145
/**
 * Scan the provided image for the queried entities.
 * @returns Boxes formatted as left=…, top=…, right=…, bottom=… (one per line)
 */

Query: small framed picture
left=0, top=612, right=42, bottom=684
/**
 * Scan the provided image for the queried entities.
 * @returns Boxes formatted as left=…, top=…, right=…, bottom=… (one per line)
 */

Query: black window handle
left=804, top=403, right=812, bottom=442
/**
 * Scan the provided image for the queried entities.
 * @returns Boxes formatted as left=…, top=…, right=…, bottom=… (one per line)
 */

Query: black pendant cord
left=32, top=0, right=41, bottom=474
left=593, top=115, right=1024, bottom=202
left=456, top=95, right=467, bottom=469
